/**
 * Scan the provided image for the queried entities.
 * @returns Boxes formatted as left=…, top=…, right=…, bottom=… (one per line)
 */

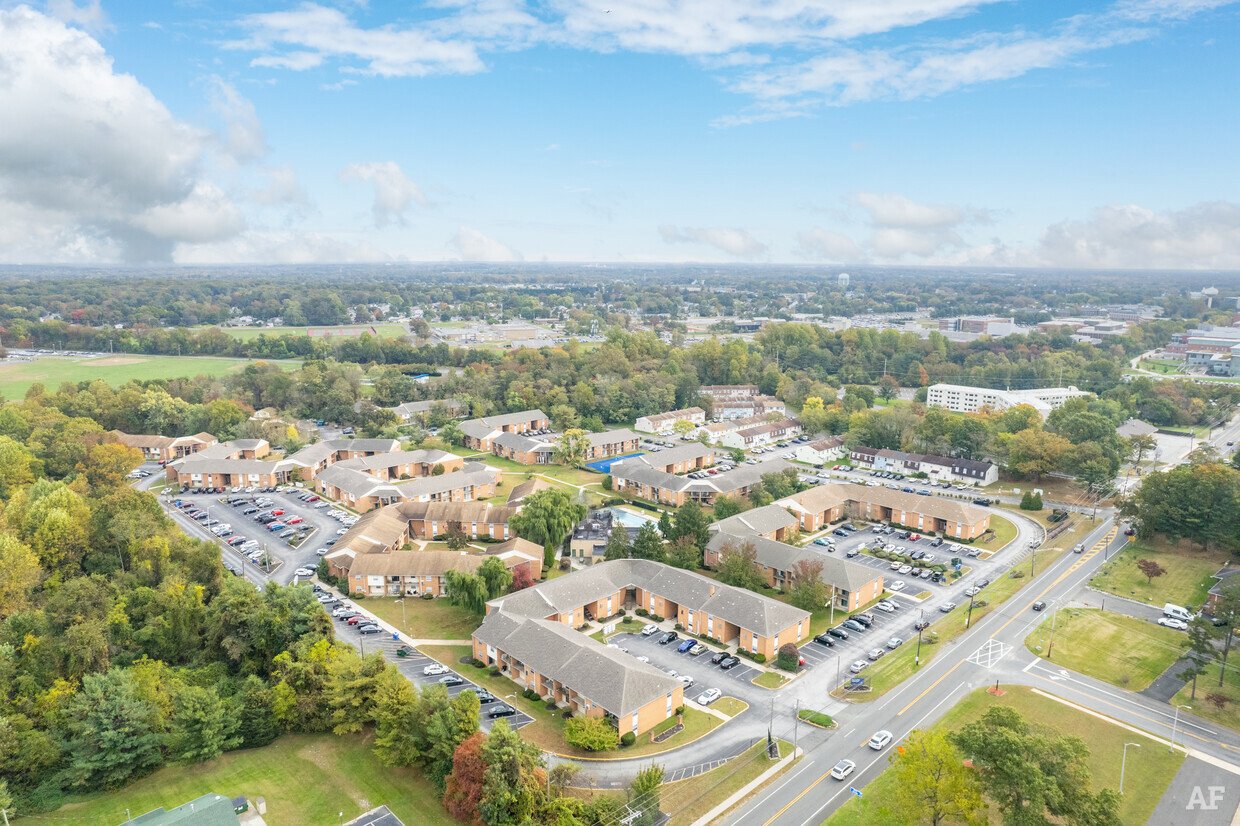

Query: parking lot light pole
left=1120, top=742, right=1140, bottom=795
left=915, top=611, right=925, bottom=666
left=395, top=597, right=406, bottom=630
left=965, top=592, right=977, bottom=629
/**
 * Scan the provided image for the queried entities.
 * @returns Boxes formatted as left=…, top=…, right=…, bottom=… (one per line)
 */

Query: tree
left=777, top=643, right=800, bottom=671
left=787, top=558, right=829, bottom=610
left=950, top=706, right=1122, bottom=826
left=1019, top=491, right=1044, bottom=511
left=1204, top=577, right=1240, bottom=688
left=658, top=509, right=674, bottom=537
left=510, top=488, right=586, bottom=569
left=1121, top=462, right=1240, bottom=551
left=671, top=501, right=712, bottom=550
left=712, top=495, right=743, bottom=520
left=552, top=428, right=591, bottom=468
left=884, top=728, right=985, bottom=826
left=1003, top=428, right=1072, bottom=480
left=628, top=764, right=664, bottom=826
left=510, top=564, right=535, bottom=591
left=878, top=374, right=901, bottom=401
left=630, top=523, right=666, bottom=562
left=167, top=684, right=242, bottom=764
left=443, top=731, right=487, bottom=825
left=445, top=525, right=469, bottom=551
left=477, top=556, right=513, bottom=599
left=666, top=536, right=702, bottom=570
left=1128, top=433, right=1157, bottom=466
left=0, top=435, right=37, bottom=498
left=424, top=686, right=481, bottom=788
left=671, top=418, right=697, bottom=436
left=604, top=525, right=632, bottom=560
left=373, top=669, right=421, bottom=766
left=443, top=570, right=489, bottom=614
left=1136, top=558, right=1167, bottom=585
left=59, top=669, right=165, bottom=790
left=438, top=421, right=464, bottom=447
left=0, top=534, right=41, bottom=618
left=565, top=716, right=620, bottom=751
left=714, top=541, right=766, bottom=591
left=479, top=721, right=546, bottom=826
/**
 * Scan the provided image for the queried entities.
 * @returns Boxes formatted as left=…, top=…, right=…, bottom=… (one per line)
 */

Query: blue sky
left=1, top=0, right=1238, bottom=266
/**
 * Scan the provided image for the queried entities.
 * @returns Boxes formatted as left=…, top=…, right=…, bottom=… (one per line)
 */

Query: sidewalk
left=689, top=745, right=802, bottom=826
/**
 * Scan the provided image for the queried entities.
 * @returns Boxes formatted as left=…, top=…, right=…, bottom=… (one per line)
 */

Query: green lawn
left=753, top=671, right=789, bottom=689
left=824, top=686, right=1180, bottom=826
left=194, top=323, right=408, bottom=341
left=711, top=697, right=749, bottom=718
left=421, top=645, right=724, bottom=759
left=797, top=709, right=834, bottom=728
left=480, top=455, right=607, bottom=489
left=1140, top=358, right=1184, bottom=375
left=1172, top=659, right=1240, bottom=732
left=1090, top=539, right=1227, bottom=609
left=977, top=513, right=1017, bottom=551
left=0, top=354, right=299, bottom=400
left=665, top=739, right=796, bottom=826
left=1025, top=608, right=1186, bottom=691
left=36, top=733, right=454, bottom=826
left=358, top=596, right=481, bottom=641
left=846, top=549, right=1065, bottom=700
left=592, top=618, right=648, bottom=642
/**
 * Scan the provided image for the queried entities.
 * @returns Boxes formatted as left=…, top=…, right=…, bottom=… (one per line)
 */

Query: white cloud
left=795, top=228, right=864, bottom=262
left=45, top=0, right=109, bottom=34
left=176, top=231, right=393, bottom=264
left=207, top=77, right=268, bottom=163
left=449, top=226, right=522, bottom=261
left=340, top=161, right=427, bottom=227
left=0, top=7, right=245, bottom=262
left=252, top=165, right=311, bottom=208
left=1038, top=202, right=1240, bottom=269
left=659, top=225, right=769, bottom=259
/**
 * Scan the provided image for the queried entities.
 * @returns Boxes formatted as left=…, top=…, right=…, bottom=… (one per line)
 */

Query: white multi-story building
left=926, top=383, right=1091, bottom=418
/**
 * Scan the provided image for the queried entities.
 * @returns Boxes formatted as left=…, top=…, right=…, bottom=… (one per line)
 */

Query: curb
left=689, top=745, right=803, bottom=826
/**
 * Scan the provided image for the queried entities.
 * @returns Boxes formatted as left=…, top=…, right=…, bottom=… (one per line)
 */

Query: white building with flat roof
left=926, top=383, right=1091, bottom=418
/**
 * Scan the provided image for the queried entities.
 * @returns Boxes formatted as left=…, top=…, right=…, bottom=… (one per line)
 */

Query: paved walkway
left=1148, top=755, right=1240, bottom=825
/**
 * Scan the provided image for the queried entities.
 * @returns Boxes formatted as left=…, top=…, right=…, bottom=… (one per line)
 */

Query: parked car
left=890, top=580, right=906, bottom=591
left=842, top=619, right=867, bottom=632
left=358, top=625, right=382, bottom=635
left=710, top=652, right=729, bottom=664
left=697, top=688, right=722, bottom=705
left=875, top=601, right=897, bottom=613
left=813, top=633, right=836, bottom=646
left=677, top=639, right=696, bottom=653
left=913, top=619, right=931, bottom=631
left=689, top=644, right=708, bottom=656
left=489, top=705, right=517, bottom=718
left=1157, top=617, right=1188, bottom=630
left=659, top=631, right=679, bottom=645
left=719, top=656, right=740, bottom=669
left=887, top=636, right=903, bottom=649
left=640, top=623, right=659, bottom=636
left=294, top=567, right=315, bottom=577
left=939, top=602, right=958, bottom=613
left=439, top=675, right=464, bottom=686
left=827, top=627, right=849, bottom=640
left=424, top=663, right=450, bottom=676
left=849, top=659, right=869, bottom=673
left=867, top=648, right=886, bottom=661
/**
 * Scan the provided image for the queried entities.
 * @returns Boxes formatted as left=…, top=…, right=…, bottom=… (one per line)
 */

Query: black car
left=913, top=620, right=931, bottom=631
left=827, top=627, right=849, bottom=640
left=357, top=625, right=383, bottom=635
left=972, top=498, right=992, bottom=507
left=852, top=613, right=875, bottom=627
left=439, top=675, right=464, bottom=687
left=719, top=656, right=740, bottom=670
left=659, top=631, right=679, bottom=645
left=467, top=687, right=497, bottom=703
left=710, top=652, right=729, bottom=665
left=489, top=705, right=517, bottom=718
left=813, top=633, right=836, bottom=646
left=1031, top=601, right=1047, bottom=612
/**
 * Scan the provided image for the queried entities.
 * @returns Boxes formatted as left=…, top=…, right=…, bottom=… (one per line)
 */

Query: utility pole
left=1047, top=603, right=1060, bottom=658
left=915, top=612, right=925, bottom=666
left=1120, top=742, right=1140, bottom=795
left=793, top=699, right=800, bottom=751
left=965, top=590, right=977, bottom=629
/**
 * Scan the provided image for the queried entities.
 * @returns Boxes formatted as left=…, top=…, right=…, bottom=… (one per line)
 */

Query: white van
left=1163, top=603, right=1193, bottom=622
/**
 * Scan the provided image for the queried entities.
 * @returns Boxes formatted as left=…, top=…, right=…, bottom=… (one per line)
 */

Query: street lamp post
left=395, top=597, right=406, bottom=629
left=1120, top=742, right=1141, bottom=795
left=965, top=591, right=977, bottom=629
left=915, top=611, right=925, bottom=666
left=1171, top=704, right=1191, bottom=751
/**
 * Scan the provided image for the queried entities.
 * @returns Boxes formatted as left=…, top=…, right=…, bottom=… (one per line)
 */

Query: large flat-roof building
left=925, top=383, right=1091, bottom=418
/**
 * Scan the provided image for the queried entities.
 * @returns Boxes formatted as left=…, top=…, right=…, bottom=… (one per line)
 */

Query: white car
left=697, top=688, right=722, bottom=705
left=423, top=664, right=450, bottom=676
left=294, top=567, right=315, bottom=577
left=830, top=759, right=856, bottom=780
left=889, top=560, right=902, bottom=570
left=636, top=656, right=650, bottom=663
left=869, top=730, right=893, bottom=750
left=677, top=675, right=694, bottom=687
left=640, top=623, right=659, bottom=636
left=875, top=601, right=897, bottom=613
left=890, top=581, right=906, bottom=592
left=1157, top=617, right=1188, bottom=630
left=887, top=636, right=903, bottom=649
left=849, top=659, right=869, bottom=673
left=336, top=528, right=348, bottom=535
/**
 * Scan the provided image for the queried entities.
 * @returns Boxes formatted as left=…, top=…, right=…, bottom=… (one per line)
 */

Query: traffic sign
left=849, top=787, right=863, bottom=798
left=850, top=677, right=864, bottom=686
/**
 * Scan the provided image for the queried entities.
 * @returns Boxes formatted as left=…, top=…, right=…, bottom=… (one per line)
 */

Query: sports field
left=195, top=323, right=408, bottom=341
left=0, top=354, right=298, bottom=400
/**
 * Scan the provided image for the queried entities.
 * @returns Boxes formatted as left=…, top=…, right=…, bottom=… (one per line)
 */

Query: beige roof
left=778, top=482, right=990, bottom=526
left=507, top=477, right=552, bottom=504
left=350, top=549, right=531, bottom=579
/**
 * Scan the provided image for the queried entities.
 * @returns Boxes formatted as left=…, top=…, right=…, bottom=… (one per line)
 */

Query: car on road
left=830, top=759, right=856, bottom=780
left=813, top=633, right=836, bottom=646
left=939, top=602, right=958, bottom=613
left=868, top=730, right=893, bottom=750
left=887, top=636, right=903, bottom=649
left=697, top=688, right=722, bottom=705
left=890, top=580, right=906, bottom=592
left=439, top=675, right=464, bottom=686
left=719, top=656, right=740, bottom=670
left=488, top=705, right=517, bottom=718
left=849, top=659, right=869, bottom=673
left=1073, top=543, right=1085, bottom=553
left=1031, top=601, right=1047, bottom=612
left=659, top=631, right=679, bottom=645
left=1157, top=617, right=1188, bottom=630
left=640, top=623, right=659, bottom=636
left=423, top=664, right=450, bottom=676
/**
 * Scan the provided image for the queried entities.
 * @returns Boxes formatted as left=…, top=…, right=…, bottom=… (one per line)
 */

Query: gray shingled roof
left=460, top=409, right=548, bottom=439
left=706, top=531, right=883, bottom=593
left=712, top=504, right=798, bottom=536
left=615, top=443, right=714, bottom=470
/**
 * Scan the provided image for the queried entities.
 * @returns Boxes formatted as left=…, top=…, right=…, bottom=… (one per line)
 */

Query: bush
left=489, top=667, right=500, bottom=677
left=1020, top=491, right=1044, bottom=511
left=523, top=688, right=541, bottom=701
left=620, top=731, right=636, bottom=747
left=675, top=705, right=685, bottom=716
left=636, top=607, right=649, bottom=617
left=652, top=614, right=665, bottom=623
left=472, top=659, right=486, bottom=669
left=562, top=710, right=574, bottom=719
left=545, top=698, right=557, bottom=710
left=674, top=623, right=684, bottom=632
left=777, top=643, right=800, bottom=671
left=565, top=716, right=620, bottom=752
left=421, top=592, right=434, bottom=600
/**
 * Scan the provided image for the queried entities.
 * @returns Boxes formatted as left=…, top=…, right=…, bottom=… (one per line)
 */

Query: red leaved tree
left=443, top=731, right=487, bottom=825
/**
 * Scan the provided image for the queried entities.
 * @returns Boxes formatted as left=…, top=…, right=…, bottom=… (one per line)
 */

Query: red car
left=270, top=509, right=284, bottom=516
left=347, top=615, right=370, bottom=626
left=286, top=516, right=304, bottom=525
left=909, top=533, right=921, bottom=541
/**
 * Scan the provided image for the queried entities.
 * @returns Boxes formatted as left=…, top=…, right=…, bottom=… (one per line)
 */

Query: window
left=666, top=693, right=673, bottom=714
left=631, top=712, right=639, bottom=732
left=750, top=635, right=757, bottom=653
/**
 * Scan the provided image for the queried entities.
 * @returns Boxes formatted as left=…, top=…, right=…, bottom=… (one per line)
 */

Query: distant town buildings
left=837, top=272, right=850, bottom=289
left=925, top=383, right=1091, bottom=418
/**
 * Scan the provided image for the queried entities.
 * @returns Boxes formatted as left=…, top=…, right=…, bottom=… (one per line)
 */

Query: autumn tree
left=552, top=428, right=591, bottom=468
left=443, top=731, right=487, bottom=825
left=787, top=558, right=829, bottom=610
left=1136, top=558, right=1166, bottom=585
left=510, top=488, right=586, bottom=569
left=1003, top=428, right=1072, bottom=480
left=714, top=541, right=766, bottom=591
left=884, top=728, right=985, bottom=826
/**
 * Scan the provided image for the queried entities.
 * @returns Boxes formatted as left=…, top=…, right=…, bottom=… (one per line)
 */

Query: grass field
left=665, top=739, right=796, bottom=826
left=420, top=645, right=724, bottom=759
left=36, top=733, right=454, bottom=826
left=1025, top=608, right=1186, bottom=691
left=358, top=596, right=481, bottom=641
left=845, top=548, right=1065, bottom=700
left=1090, top=539, right=1227, bottom=608
left=753, top=671, right=789, bottom=689
left=1140, top=358, right=1185, bottom=375
left=194, top=323, right=408, bottom=341
left=0, top=354, right=298, bottom=400
left=479, top=455, right=608, bottom=489
left=977, top=512, right=1018, bottom=551
left=1172, top=660, right=1240, bottom=732
left=797, top=709, right=834, bottom=728
left=823, top=686, right=1180, bottom=826
left=711, top=697, right=749, bottom=718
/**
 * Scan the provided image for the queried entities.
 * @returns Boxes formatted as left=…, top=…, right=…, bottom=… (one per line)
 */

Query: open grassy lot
left=1090, top=539, right=1226, bottom=608
left=711, top=696, right=749, bottom=718
left=753, top=671, right=789, bottom=689
left=665, top=739, right=796, bottom=826
left=824, top=686, right=1179, bottom=826
left=1025, top=608, right=1185, bottom=691
left=36, top=733, right=454, bottom=826
left=1172, top=660, right=1240, bottom=732
left=358, top=596, right=481, bottom=641
left=421, top=645, right=724, bottom=759
left=976, top=512, right=1017, bottom=551
left=194, top=323, right=408, bottom=341
left=845, top=548, right=1065, bottom=700
left=0, top=354, right=298, bottom=400
left=479, top=454, right=607, bottom=489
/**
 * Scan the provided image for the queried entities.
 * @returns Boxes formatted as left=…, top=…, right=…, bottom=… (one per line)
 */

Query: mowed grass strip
left=356, top=596, right=481, bottom=641
left=0, top=354, right=299, bottom=400
left=1173, top=659, right=1240, bottom=732
left=1090, top=539, right=1227, bottom=608
left=1025, top=608, right=1186, bottom=691
left=823, top=686, right=1179, bottom=826
left=36, top=733, right=455, bottom=826
left=665, top=739, right=796, bottom=826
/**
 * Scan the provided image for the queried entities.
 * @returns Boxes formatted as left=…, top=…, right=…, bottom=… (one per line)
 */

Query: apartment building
left=387, top=398, right=466, bottom=423
left=316, top=462, right=497, bottom=511
left=490, top=427, right=642, bottom=466
left=716, top=418, right=802, bottom=450
left=634, top=407, right=707, bottom=434
left=925, top=383, right=1091, bottom=418
left=110, top=430, right=218, bottom=463
left=713, top=395, right=787, bottom=420
left=164, top=440, right=298, bottom=488
left=611, top=443, right=715, bottom=475
left=699, top=384, right=760, bottom=400
left=849, top=446, right=998, bottom=486
left=347, top=540, right=542, bottom=598
left=459, top=410, right=550, bottom=451
left=794, top=436, right=846, bottom=466
left=610, top=459, right=795, bottom=507
left=777, top=483, right=992, bottom=540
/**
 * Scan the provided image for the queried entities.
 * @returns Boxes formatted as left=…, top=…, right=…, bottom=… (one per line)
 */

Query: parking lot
left=160, top=480, right=355, bottom=585
left=610, top=631, right=766, bottom=703
left=329, top=596, right=534, bottom=732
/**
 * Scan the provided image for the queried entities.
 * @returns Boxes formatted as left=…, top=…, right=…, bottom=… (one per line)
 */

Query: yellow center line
left=761, top=768, right=837, bottom=826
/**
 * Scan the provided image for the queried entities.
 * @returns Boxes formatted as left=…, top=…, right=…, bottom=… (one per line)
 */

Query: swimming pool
left=608, top=507, right=659, bottom=528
